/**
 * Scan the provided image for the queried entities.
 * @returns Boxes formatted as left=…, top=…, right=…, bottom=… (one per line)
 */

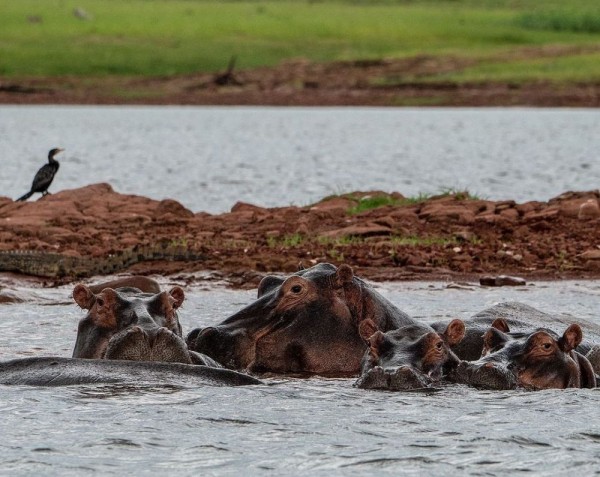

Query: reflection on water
left=2, top=279, right=600, bottom=474
left=1, top=106, right=599, bottom=213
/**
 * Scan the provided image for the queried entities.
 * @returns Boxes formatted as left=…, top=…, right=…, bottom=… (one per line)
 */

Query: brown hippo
left=72, top=283, right=219, bottom=367
left=87, top=276, right=161, bottom=294
left=449, top=319, right=596, bottom=390
left=187, top=262, right=462, bottom=378
left=431, top=302, right=600, bottom=370
left=354, top=318, right=465, bottom=390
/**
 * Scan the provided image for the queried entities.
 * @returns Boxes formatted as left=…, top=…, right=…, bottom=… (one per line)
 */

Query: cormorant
left=16, top=148, right=64, bottom=202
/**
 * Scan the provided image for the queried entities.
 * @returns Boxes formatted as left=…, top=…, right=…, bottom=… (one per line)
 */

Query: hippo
left=431, top=302, right=600, bottom=370
left=449, top=319, right=596, bottom=390
left=187, top=262, right=464, bottom=378
left=354, top=318, right=465, bottom=390
left=0, top=357, right=261, bottom=387
left=87, top=276, right=161, bottom=294
left=72, top=283, right=219, bottom=367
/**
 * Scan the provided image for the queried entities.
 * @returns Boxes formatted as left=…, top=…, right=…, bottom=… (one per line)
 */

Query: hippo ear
left=257, top=275, right=285, bottom=298
left=442, top=319, right=465, bottom=346
left=368, top=331, right=386, bottom=358
left=333, top=264, right=354, bottom=288
left=169, top=286, right=185, bottom=309
left=73, top=284, right=95, bottom=310
left=491, top=318, right=510, bottom=333
left=482, top=327, right=509, bottom=357
left=358, top=319, right=379, bottom=342
left=559, top=324, right=583, bottom=352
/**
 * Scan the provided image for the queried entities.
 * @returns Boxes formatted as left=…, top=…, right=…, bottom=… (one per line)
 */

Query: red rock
left=515, top=201, right=543, bottom=216
left=523, top=207, right=559, bottom=221
left=231, top=202, right=268, bottom=214
left=578, top=199, right=600, bottom=220
left=155, top=199, right=194, bottom=218
left=579, top=250, right=600, bottom=260
left=495, top=201, right=516, bottom=212
left=499, top=208, right=519, bottom=221
left=418, top=204, right=475, bottom=225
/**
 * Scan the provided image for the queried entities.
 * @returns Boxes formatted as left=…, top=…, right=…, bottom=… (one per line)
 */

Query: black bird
left=16, top=148, right=64, bottom=202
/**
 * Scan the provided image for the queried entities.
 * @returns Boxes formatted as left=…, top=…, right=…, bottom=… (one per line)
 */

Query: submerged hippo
left=0, top=357, right=261, bottom=387
left=187, top=262, right=463, bottom=378
left=449, top=319, right=596, bottom=390
left=354, top=318, right=465, bottom=390
left=72, top=283, right=218, bottom=366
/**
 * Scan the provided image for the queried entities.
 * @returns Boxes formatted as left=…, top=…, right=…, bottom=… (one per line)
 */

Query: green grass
left=433, top=52, right=600, bottom=83
left=346, top=189, right=478, bottom=215
left=518, top=9, right=600, bottom=34
left=2, top=0, right=600, bottom=79
left=267, top=233, right=304, bottom=248
left=348, top=195, right=403, bottom=215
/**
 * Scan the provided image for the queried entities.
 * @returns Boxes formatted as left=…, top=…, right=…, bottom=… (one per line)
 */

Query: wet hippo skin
left=448, top=319, right=596, bottom=390
left=187, top=263, right=415, bottom=376
left=0, top=357, right=261, bottom=387
left=355, top=318, right=465, bottom=391
left=430, top=302, right=600, bottom=367
left=72, top=284, right=219, bottom=367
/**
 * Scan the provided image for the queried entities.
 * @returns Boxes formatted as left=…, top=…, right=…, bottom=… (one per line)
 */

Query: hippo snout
left=187, top=326, right=239, bottom=368
left=355, top=366, right=432, bottom=391
left=451, top=361, right=517, bottom=390
left=106, top=326, right=192, bottom=364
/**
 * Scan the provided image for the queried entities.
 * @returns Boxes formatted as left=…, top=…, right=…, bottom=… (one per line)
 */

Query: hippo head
left=450, top=319, right=597, bottom=390
left=72, top=284, right=192, bottom=364
left=187, top=263, right=407, bottom=375
left=355, top=318, right=465, bottom=390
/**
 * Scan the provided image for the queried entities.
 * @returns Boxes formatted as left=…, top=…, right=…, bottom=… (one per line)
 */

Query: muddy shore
left=2, top=56, right=600, bottom=107
left=1, top=184, right=600, bottom=288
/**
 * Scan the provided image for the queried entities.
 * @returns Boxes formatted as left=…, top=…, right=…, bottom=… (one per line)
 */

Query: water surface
left=2, top=279, right=600, bottom=475
left=2, top=107, right=599, bottom=213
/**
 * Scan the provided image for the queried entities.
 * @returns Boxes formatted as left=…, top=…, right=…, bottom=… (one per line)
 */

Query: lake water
left=2, top=278, right=600, bottom=475
left=1, top=106, right=599, bottom=213
left=2, top=106, right=600, bottom=474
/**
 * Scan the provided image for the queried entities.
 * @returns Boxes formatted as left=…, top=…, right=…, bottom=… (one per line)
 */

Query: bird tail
left=16, top=191, right=34, bottom=202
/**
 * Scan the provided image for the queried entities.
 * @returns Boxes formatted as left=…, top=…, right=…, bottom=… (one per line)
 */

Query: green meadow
left=1, top=0, right=600, bottom=82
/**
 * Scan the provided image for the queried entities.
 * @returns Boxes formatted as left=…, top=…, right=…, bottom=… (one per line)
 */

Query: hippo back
left=433, top=302, right=600, bottom=361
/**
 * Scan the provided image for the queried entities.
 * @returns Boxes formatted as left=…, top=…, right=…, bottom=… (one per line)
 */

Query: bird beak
left=58, top=148, right=65, bottom=153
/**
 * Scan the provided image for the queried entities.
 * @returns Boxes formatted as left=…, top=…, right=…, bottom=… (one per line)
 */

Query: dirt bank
left=2, top=55, right=600, bottom=107
left=1, top=184, right=600, bottom=288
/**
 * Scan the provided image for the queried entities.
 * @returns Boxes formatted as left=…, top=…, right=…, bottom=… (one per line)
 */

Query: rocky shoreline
left=1, top=184, right=600, bottom=288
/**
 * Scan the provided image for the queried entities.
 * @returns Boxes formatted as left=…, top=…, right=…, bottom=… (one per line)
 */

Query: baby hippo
left=72, top=284, right=218, bottom=366
left=450, top=319, right=596, bottom=390
left=355, top=319, right=465, bottom=390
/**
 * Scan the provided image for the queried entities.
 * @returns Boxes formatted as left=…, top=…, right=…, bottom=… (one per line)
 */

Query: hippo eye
left=542, top=343, right=552, bottom=350
left=96, top=297, right=104, bottom=307
left=436, top=341, right=443, bottom=350
left=291, top=285, right=303, bottom=294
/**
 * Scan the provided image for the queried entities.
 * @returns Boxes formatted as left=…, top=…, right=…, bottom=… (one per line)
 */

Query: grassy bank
left=1, top=0, right=600, bottom=83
